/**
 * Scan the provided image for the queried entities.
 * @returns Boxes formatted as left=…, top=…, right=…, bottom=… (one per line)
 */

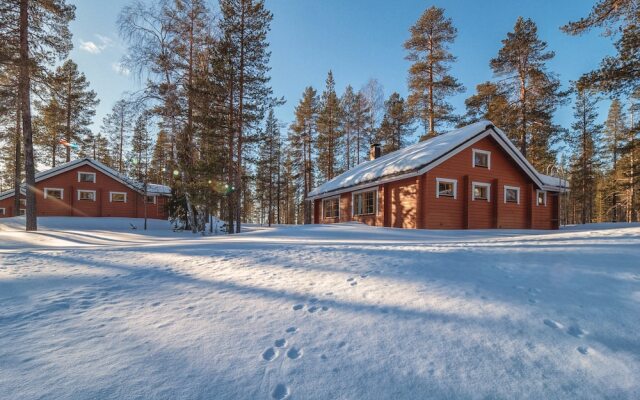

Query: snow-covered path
left=1, top=218, right=639, bottom=399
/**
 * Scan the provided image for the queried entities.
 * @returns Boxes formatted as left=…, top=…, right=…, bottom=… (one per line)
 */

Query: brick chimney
left=369, top=143, right=381, bottom=161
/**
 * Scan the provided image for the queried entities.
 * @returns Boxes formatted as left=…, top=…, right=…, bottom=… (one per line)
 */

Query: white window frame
left=472, top=149, right=491, bottom=169
left=0, top=208, right=5, bottom=216
left=77, top=171, right=96, bottom=183
left=77, top=190, right=96, bottom=201
left=504, top=185, right=520, bottom=204
left=436, top=178, right=457, bottom=199
left=44, top=188, right=64, bottom=200
left=536, top=190, right=547, bottom=207
left=109, top=191, right=128, bottom=203
left=322, top=196, right=340, bottom=219
left=472, top=182, right=491, bottom=202
left=145, top=195, right=157, bottom=204
left=352, top=188, right=378, bottom=216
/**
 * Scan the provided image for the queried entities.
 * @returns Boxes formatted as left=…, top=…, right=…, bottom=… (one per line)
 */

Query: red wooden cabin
left=308, top=121, right=568, bottom=230
left=0, top=158, right=170, bottom=220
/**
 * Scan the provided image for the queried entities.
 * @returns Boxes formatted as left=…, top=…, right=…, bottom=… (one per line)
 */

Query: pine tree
left=289, top=86, right=318, bottom=224
left=33, top=97, right=65, bottom=166
left=317, top=71, right=343, bottom=182
left=562, top=0, right=639, bottom=96
left=255, top=108, right=281, bottom=225
left=490, top=17, right=566, bottom=168
left=376, top=92, right=413, bottom=153
left=619, top=89, right=640, bottom=221
left=404, top=6, right=464, bottom=139
left=149, top=130, right=172, bottom=185
left=461, top=81, right=517, bottom=133
left=129, top=113, right=152, bottom=182
left=566, top=88, right=603, bottom=224
left=341, top=85, right=370, bottom=169
left=603, top=99, right=627, bottom=221
left=102, top=99, right=134, bottom=173
left=5, top=0, right=75, bottom=230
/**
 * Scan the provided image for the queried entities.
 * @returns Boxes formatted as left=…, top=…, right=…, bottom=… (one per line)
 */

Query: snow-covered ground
left=1, top=217, right=639, bottom=399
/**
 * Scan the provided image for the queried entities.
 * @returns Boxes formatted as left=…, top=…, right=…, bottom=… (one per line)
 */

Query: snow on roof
left=0, top=158, right=171, bottom=199
left=309, top=121, right=494, bottom=197
left=538, top=173, right=569, bottom=191
left=308, top=120, right=567, bottom=198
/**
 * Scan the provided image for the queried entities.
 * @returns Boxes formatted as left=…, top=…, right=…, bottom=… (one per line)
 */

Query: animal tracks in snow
left=286, top=347, right=303, bottom=360
left=271, top=383, right=290, bottom=400
left=262, top=347, right=278, bottom=361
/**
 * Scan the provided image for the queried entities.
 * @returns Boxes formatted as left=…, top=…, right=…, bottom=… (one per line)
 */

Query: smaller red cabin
left=0, top=158, right=170, bottom=220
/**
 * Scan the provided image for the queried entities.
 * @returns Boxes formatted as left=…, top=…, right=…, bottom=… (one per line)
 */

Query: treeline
left=0, top=0, right=637, bottom=232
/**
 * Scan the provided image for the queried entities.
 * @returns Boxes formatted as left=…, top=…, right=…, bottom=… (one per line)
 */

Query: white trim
left=352, top=188, right=378, bottom=216
left=436, top=178, right=457, bottom=199
left=109, top=191, right=128, bottom=203
left=471, top=181, right=491, bottom=202
left=77, top=171, right=96, bottom=183
left=0, top=208, right=5, bottom=215
left=504, top=185, right=520, bottom=204
left=536, top=190, right=547, bottom=206
left=321, top=196, right=340, bottom=219
left=472, top=149, right=491, bottom=169
left=77, top=190, right=96, bottom=201
left=145, top=195, right=157, bottom=204
left=44, top=188, right=64, bottom=200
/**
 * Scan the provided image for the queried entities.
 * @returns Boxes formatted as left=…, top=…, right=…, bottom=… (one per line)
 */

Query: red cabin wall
left=313, top=136, right=560, bottom=230
left=0, top=164, right=168, bottom=219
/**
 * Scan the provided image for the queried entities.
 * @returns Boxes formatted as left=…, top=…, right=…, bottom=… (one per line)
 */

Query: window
left=19, top=209, right=25, bottom=216
left=44, top=188, right=63, bottom=200
left=473, top=149, right=491, bottom=169
left=472, top=182, right=491, bottom=201
left=110, top=192, right=127, bottom=203
left=19, top=199, right=26, bottom=207
left=145, top=195, right=156, bottom=204
left=78, top=172, right=96, bottom=183
left=0, top=208, right=5, bottom=216
left=78, top=190, right=96, bottom=201
left=436, top=178, right=457, bottom=199
left=322, top=197, right=339, bottom=219
left=504, top=186, right=520, bottom=204
left=537, top=190, right=547, bottom=206
left=353, top=190, right=376, bottom=216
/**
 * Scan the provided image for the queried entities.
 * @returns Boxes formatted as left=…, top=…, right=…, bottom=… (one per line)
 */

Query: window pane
left=79, top=173, right=95, bottom=182
left=323, top=199, right=339, bottom=218
left=473, top=185, right=488, bottom=200
left=438, top=182, right=454, bottom=197
left=537, top=192, right=545, bottom=205
left=474, top=152, right=488, bottom=167
left=79, top=191, right=95, bottom=201
left=46, top=190, right=62, bottom=199
left=111, top=193, right=126, bottom=202
left=506, top=189, right=518, bottom=203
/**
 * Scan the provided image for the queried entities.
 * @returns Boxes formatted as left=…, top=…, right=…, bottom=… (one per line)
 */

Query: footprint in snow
left=577, top=346, right=589, bottom=355
left=350, top=281, right=358, bottom=286
left=272, top=383, right=290, bottom=400
left=292, top=304, right=304, bottom=311
left=543, top=319, right=563, bottom=329
left=567, top=325, right=587, bottom=338
left=275, top=338, right=287, bottom=348
left=308, top=306, right=319, bottom=313
left=285, top=327, right=298, bottom=334
left=286, top=347, right=303, bottom=360
left=346, top=277, right=355, bottom=282
left=262, top=347, right=278, bottom=361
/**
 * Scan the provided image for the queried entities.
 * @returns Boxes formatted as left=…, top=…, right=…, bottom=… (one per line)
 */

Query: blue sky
left=69, top=0, right=613, bottom=143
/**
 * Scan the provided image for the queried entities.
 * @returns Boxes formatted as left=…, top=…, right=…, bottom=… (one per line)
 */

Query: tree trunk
left=66, top=74, right=72, bottom=162
left=20, top=0, right=37, bottom=231
left=13, top=103, right=21, bottom=217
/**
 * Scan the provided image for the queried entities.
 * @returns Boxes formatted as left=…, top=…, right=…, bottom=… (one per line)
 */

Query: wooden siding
left=0, top=164, right=168, bottom=219
left=312, top=135, right=560, bottom=230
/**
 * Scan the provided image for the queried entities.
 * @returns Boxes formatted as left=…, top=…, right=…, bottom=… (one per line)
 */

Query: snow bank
left=1, top=223, right=639, bottom=399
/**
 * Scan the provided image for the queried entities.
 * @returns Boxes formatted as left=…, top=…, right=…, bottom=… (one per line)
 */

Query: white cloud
left=111, top=62, right=130, bottom=76
left=79, top=34, right=114, bottom=54
left=80, top=40, right=101, bottom=54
